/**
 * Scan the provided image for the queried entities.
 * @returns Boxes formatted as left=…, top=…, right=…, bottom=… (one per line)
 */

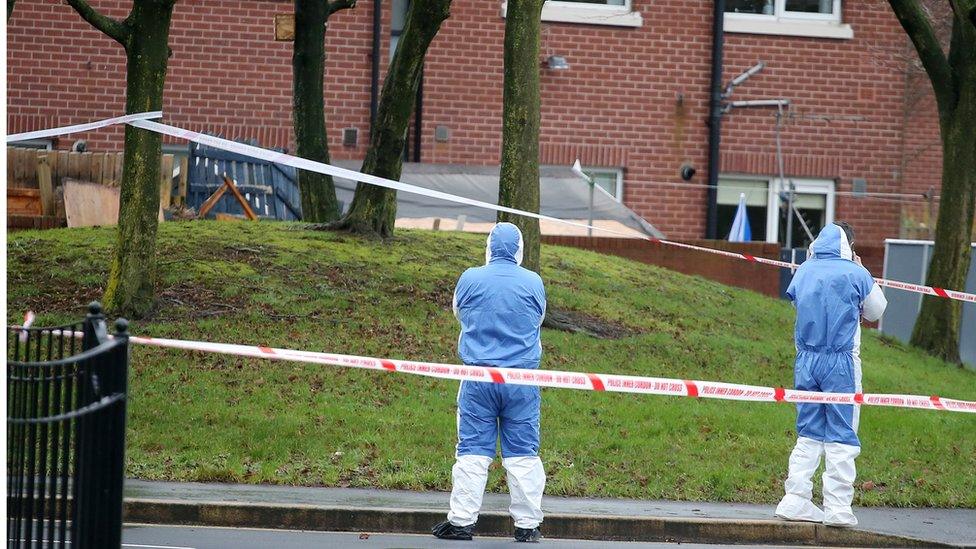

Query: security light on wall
left=545, top=55, right=569, bottom=70
left=724, top=61, right=765, bottom=98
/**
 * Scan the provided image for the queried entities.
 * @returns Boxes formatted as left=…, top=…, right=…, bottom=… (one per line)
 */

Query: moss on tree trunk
left=292, top=0, right=348, bottom=223
left=99, top=0, right=175, bottom=318
left=332, top=0, right=450, bottom=237
left=887, top=2, right=976, bottom=362
left=497, top=0, right=544, bottom=273
left=910, top=70, right=976, bottom=363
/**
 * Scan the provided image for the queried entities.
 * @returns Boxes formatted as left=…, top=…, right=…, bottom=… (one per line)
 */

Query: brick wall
left=6, top=0, right=941, bottom=247
left=542, top=235, right=886, bottom=298
left=544, top=235, right=782, bottom=296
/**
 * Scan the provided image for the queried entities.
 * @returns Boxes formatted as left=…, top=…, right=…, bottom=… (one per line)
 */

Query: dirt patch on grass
left=153, top=283, right=253, bottom=321
left=7, top=241, right=105, bottom=314
left=13, top=283, right=103, bottom=316
left=543, top=307, right=640, bottom=339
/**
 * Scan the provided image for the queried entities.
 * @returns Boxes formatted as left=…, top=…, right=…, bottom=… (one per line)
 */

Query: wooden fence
left=6, top=147, right=188, bottom=227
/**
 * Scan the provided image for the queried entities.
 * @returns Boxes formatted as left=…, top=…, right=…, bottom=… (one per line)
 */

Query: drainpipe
left=370, top=0, right=381, bottom=129
left=705, top=0, right=725, bottom=239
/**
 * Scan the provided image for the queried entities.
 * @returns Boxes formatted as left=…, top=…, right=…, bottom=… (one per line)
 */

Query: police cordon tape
left=7, top=112, right=976, bottom=304
left=15, top=323, right=976, bottom=415
left=128, top=117, right=976, bottom=304
left=5, top=111, right=162, bottom=143
left=19, top=311, right=36, bottom=343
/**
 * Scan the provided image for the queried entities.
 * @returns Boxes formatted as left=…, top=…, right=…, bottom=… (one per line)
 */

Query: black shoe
left=514, top=527, right=541, bottom=543
left=432, top=520, right=474, bottom=540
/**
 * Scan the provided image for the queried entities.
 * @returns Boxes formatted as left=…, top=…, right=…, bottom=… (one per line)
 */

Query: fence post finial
left=114, top=318, right=129, bottom=335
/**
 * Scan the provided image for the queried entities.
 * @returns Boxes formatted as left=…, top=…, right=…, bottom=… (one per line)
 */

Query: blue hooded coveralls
left=444, top=223, right=547, bottom=530
left=776, top=222, right=886, bottom=527
left=453, top=222, right=547, bottom=458
left=787, top=223, right=875, bottom=447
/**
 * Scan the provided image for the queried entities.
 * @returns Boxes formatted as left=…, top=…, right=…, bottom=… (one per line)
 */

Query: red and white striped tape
left=18, top=311, right=36, bottom=343
left=649, top=239, right=976, bottom=303
left=128, top=118, right=976, bottom=305
left=12, top=322, right=975, bottom=414
left=103, top=330, right=976, bottom=414
left=8, top=113, right=976, bottom=304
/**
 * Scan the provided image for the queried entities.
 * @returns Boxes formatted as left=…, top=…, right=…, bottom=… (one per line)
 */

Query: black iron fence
left=7, top=303, right=130, bottom=549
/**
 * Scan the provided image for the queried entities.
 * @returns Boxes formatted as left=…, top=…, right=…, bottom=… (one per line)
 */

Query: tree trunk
left=910, top=62, right=976, bottom=362
left=497, top=0, right=544, bottom=273
left=101, top=0, right=174, bottom=318
left=293, top=0, right=342, bottom=222
left=332, top=0, right=451, bottom=237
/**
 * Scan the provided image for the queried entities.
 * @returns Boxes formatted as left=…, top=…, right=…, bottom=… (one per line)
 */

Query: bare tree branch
left=888, top=0, right=956, bottom=117
left=65, top=0, right=130, bottom=47
left=328, top=0, right=356, bottom=16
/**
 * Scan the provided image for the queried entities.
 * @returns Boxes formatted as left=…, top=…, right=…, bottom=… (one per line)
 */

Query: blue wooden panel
left=187, top=140, right=302, bottom=221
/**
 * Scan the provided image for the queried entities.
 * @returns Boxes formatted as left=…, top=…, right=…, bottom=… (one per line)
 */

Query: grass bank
left=7, top=222, right=975, bottom=507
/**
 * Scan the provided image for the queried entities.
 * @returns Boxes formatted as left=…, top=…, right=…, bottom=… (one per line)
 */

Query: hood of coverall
left=485, top=223, right=524, bottom=266
left=810, top=223, right=853, bottom=261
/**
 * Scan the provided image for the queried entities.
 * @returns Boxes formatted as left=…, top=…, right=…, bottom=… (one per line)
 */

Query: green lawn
left=7, top=222, right=975, bottom=507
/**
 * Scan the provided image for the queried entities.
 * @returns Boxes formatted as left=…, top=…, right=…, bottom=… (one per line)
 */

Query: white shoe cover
left=447, top=455, right=493, bottom=527
left=776, top=493, right=825, bottom=523
left=823, top=442, right=860, bottom=527
left=775, top=437, right=825, bottom=522
left=502, top=456, right=546, bottom=529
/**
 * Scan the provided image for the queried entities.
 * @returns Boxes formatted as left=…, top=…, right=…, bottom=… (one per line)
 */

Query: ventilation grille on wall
left=343, top=127, right=358, bottom=147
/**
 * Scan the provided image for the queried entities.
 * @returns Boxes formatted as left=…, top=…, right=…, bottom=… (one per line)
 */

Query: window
left=390, top=0, right=408, bottom=59
left=717, top=178, right=769, bottom=242
left=724, top=0, right=851, bottom=39
left=584, top=167, right=623, bottom=201
left=500, top=1, right=642, bottom=28
left=718, top=176, right=835, bottom=248
left=557, top=0, right=626, bottom=4
left=12, top=139, right=53, bottom=150
left=726, top=0, right=839, bottom=20
left=784, top=0, right=836, bottom=17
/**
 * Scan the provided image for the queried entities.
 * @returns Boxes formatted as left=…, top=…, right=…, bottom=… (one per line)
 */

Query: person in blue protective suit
left=775, top=222, right=887, bottom=527
left=431, top=222, right=547, bottom=543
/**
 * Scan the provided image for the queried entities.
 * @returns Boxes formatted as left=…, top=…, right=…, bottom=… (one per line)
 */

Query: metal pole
left=775, top=106, right=794, bottom=250
left=791, top=201, right=816, bottom=243
left=588, top=182, right=594, bottom=237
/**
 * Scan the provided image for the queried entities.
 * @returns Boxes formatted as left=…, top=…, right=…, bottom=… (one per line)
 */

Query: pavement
left=124, top=479, right=976, bottom=548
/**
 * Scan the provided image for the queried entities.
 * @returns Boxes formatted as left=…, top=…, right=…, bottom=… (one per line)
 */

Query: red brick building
left=6, top=0, right=942, bottom=247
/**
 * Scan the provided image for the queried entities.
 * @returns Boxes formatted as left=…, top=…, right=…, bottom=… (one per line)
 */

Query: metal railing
left=7, top=303, right=130, bottom=549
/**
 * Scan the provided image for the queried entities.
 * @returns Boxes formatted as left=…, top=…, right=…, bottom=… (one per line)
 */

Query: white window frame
left=765, top=178, right=835, bottom=244
left=724, top=0, right=852, bottom=39
left=779, top=0, right=841, bottom=21
left=500, top=1, right=642, bottom=28
left=585, top=166, right=624, bottom=202
left=719, top=175, right=835, bottom=244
